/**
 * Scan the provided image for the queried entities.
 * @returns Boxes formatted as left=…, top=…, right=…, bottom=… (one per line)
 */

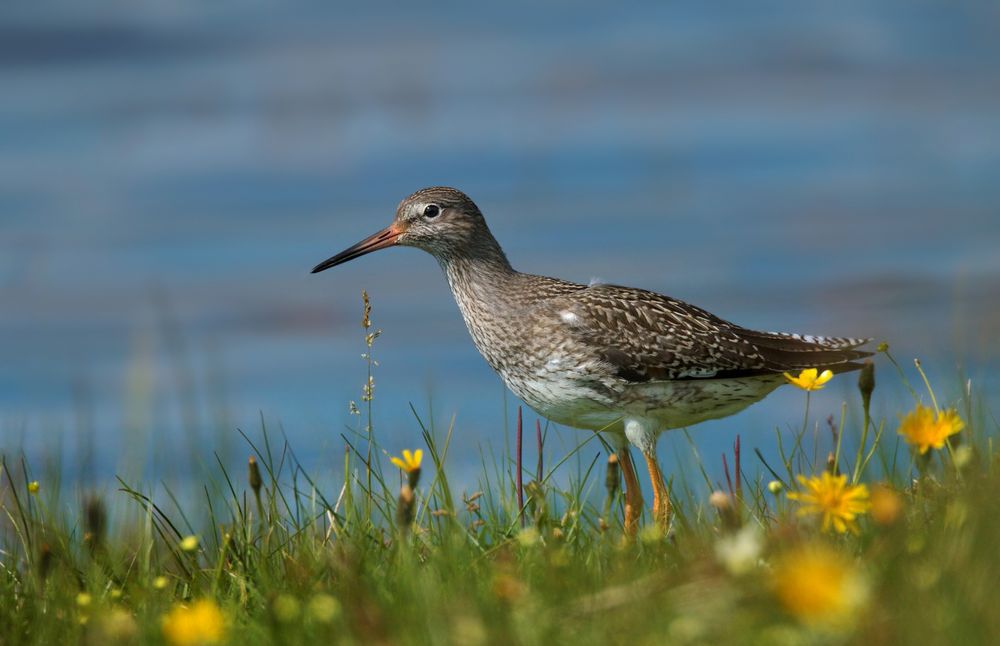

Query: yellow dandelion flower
left=162, top=599, right=227, bottom=646
left=390, top=449, right=423, bottom=473
left=897, top=404, right=964, bottom=454
left=772, top=543, right=867, bottom=627
left=153, top=575, right=170, bottom=590
left=27, top=481, right=40, bottom=494
left=783, top=368, right=834, bottom=392
left=179, top=535, right=199, bottom=552
left=787, top=473, right=870, bottom=534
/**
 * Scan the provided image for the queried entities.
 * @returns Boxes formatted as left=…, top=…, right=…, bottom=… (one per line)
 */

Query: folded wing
left=538, top=283, right=871, bottom=384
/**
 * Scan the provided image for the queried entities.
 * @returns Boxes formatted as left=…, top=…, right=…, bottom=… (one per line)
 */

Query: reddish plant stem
left=517, top=406, right=525, bottom=527
left=734, top=435, right=742, bottom=499
left=722, top=453, right=734, bottom=499
left=536, top=419, right=543, bottom=482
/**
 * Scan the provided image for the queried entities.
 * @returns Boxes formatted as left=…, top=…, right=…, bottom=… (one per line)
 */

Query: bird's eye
left=423, top=204, right=440, bottom=218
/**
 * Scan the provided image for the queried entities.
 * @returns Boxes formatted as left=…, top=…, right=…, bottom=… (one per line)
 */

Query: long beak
left=311, top=224, right=401, bottom=273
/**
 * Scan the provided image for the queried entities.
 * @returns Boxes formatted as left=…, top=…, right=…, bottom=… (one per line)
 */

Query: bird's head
left=311, top=186, right=489, bottom=273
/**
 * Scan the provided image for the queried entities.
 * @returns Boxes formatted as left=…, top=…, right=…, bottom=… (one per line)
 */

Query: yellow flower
left=272, top=594, right=300, bottom=623
left=27, top=481, right=40, bottom=494
left=76, top=592, right=93, bottom=608
left=772, top=543, right=867, bottom=627
left=153, top=575, right=170, bottom=590
left=897, top=404, right=964, bottom=454
left=787, top=473, right=870, bottom=534
left=306, top=594, right=341, bottom=623
left=783, top=368, right=834, bottom=391
left=162, top=599, right=227, bottom=646
left=390, top=449, right=423, bottom=473
left=179, top=535, right=199, bottom=552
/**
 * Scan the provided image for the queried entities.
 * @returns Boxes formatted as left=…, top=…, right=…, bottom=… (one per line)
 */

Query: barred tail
left=737, top=329, right=873, bottom=373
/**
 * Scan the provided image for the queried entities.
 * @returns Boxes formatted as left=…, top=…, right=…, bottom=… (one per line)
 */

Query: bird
left=311, top=186, right=871, bottom=535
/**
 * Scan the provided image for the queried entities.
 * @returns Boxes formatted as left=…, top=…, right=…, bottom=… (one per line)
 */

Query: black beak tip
left=310, top=257, right=339, bottom=274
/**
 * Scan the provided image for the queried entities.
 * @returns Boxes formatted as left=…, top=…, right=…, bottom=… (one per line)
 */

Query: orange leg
left=617, top=448, right=643, bottom=537
left=643, top=450, right=671, bottom=534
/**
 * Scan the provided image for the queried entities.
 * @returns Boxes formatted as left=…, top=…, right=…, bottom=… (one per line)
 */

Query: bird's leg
left=617, top=448, right=643, bottom=537
left=643, top=450, right=671, bottom=534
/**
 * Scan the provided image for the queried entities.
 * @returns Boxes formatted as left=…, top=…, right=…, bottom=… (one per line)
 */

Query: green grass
left=2, top=311, right=999, bottom=645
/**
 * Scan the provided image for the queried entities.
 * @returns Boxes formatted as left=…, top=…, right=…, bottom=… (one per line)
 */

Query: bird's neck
left=437, top=237, right=519, bottom=310
left=437, top=240, right=524, bottom=371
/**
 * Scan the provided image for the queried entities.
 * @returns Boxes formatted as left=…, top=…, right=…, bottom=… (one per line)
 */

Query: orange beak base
left=311, top=225, right=401, bottom=273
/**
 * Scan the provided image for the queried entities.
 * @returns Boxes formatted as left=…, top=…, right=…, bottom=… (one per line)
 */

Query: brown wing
left=537, top=283, right=871, bottom=383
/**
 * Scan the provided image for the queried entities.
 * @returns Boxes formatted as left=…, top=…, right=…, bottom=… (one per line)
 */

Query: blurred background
left=2, top=1, right=999, bottom=492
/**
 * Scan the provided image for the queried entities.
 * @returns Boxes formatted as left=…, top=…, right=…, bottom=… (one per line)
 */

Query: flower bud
left=710, top=490, right=740, bottom=530
left=396, top=484, right=415, bottom=531
left=83, top=495, right=107, bottom=553
left=248, top=456, right=262, bottom=494
left=709, top=490, right=731, bottom=510
left=605, top=454, right=620, bottom=497
left=858, top=360, right=875, bottom=407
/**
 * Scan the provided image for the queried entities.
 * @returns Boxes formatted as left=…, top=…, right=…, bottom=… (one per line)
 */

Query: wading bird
left=312, top=187, right=870, bottom=534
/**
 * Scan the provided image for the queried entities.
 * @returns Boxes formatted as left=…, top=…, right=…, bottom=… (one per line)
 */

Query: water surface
left=2, top=1, right=999, bottom=493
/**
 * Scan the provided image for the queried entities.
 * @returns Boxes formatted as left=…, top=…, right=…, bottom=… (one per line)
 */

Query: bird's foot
left=644, top=451, right=672, bottom=537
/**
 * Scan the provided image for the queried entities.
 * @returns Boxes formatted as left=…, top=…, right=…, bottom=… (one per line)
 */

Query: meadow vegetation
left=1, top=294, right=998, bottom=645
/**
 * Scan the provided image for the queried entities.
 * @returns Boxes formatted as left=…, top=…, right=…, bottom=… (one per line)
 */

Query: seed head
left=248, top=456, right=262, bottom=493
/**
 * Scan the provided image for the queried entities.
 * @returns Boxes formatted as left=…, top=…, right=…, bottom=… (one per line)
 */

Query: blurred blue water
left=2, top=1, right=999, bottom=493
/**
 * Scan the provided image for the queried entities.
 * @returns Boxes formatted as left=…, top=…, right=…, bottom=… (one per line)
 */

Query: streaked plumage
left=312, top=186, right=872, bottom=534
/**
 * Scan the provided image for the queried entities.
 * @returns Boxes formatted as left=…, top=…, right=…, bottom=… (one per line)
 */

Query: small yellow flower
left=516, top=526, right=541, bottom=547
left=179, top=535, right=199, bottom=552
left=390, top=449, right=423, bottom=473
left=306, top=594, right=341, bottom=623
left=272, top=594, right=301, bottom=623
left=897, top=404, right=964, bottom=454
left=162, top=599, right=227, bottom=646
left=76, top=592, right=93, bottom=608
left=783, top=368, right=834, bottom=391
left=787, top=473, right=870, bottom=534
left=153, top=575, right=170, bottom=590
left=772, top=543, right=867, bottom=627
left=767, top=480, right=784, bottom=495
left=27, top=481, right=40, bottom=494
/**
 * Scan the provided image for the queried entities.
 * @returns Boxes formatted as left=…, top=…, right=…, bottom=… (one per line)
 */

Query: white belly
left=508, top=373, right=784, bottom=433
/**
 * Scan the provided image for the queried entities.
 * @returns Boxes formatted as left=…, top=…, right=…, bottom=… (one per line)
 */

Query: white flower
left=715, top=525, right=764, bottom=576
